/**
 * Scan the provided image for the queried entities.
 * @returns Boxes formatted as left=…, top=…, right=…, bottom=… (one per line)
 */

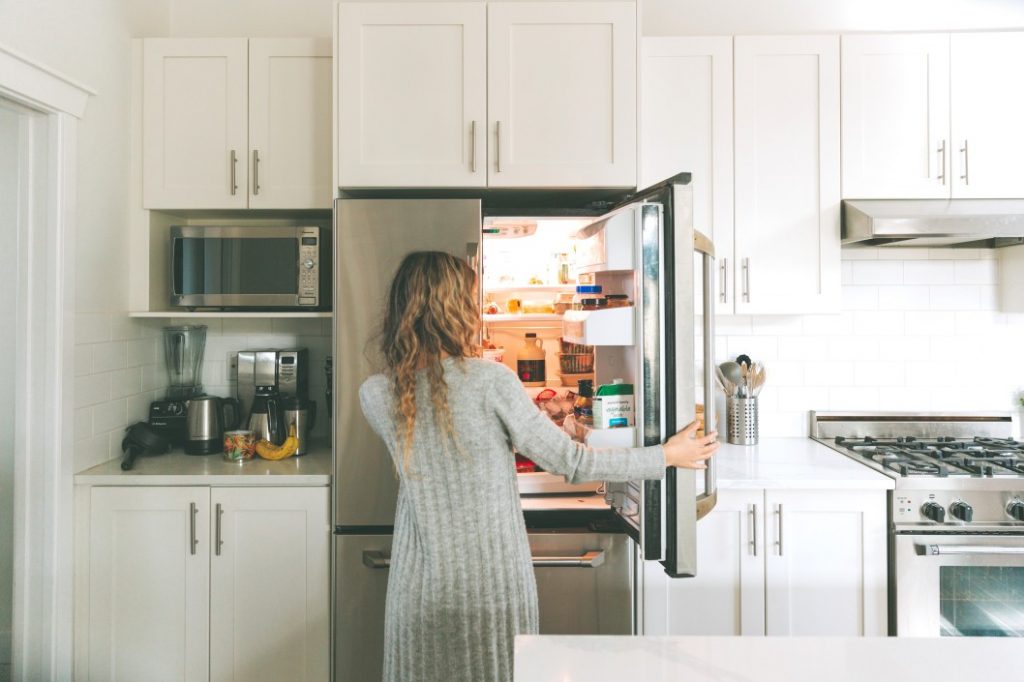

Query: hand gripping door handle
left=362, top=550, right=606, bottom=569
left=694, top=230, right=718, bottom=520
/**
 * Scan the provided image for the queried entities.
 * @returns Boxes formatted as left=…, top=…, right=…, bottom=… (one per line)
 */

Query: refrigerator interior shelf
left=483, top=313, right=563, bottom=324
left=561, top=306, right=635, bottom=346
left=485, top=284, right=577, bottom=294
left=516, top=471, right=603, bottom=495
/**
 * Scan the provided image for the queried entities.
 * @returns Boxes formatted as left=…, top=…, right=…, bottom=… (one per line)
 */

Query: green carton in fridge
left=593, top=379, right=634, bottom=429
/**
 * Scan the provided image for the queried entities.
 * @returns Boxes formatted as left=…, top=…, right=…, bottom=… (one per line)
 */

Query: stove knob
left=921, top=502, right=945, bottom=523
left=950, top=501, right=973, bottom=523
left=1007, top=501, right=1024, bottom=522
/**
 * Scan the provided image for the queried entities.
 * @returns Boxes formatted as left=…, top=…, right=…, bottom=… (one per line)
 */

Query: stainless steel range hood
left=842, top=199, right=1024, bottom=248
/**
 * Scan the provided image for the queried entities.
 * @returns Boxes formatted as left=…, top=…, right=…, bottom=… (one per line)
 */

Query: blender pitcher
left=163, top=325, right=207, bottom=399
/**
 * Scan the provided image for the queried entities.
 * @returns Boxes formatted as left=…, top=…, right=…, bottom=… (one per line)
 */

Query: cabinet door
left=209, top=487, right=330, bottom=682
left=336, top=2, right=487, bottom=188
left=951, top=32, right=1024, bottom=198
left=642, top=489, right=764, bottom=636
left=764, top=490, right=887, bottom=636
left=488, top=2, right=637, bottom=187
left=87, top=487, right=210, bottom=682
left=641, top=37, right=735, bottom=310
left=143, top=39, right=248, bottom=209
left=841, top=34, right=951, bottom=199
left=734, top=36, right=841, bottom=314
left=248, top=39, right=333, bottom=208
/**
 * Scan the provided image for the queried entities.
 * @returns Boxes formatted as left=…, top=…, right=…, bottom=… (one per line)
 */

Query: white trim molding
left=0, top=40, right=92, bottom=682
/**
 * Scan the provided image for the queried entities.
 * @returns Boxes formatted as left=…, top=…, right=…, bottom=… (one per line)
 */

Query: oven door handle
left=362, top=549, right=606, bottom=569
left=918, top=544, right=1024, bottom=556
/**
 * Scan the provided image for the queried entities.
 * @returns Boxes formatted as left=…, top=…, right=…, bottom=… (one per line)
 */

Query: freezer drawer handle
left=362, top=549, right=607, bottom=569
left=919, top=544, right=1024, bottom=556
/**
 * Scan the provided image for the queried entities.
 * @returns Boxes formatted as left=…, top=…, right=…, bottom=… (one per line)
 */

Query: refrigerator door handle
left=362, top=549, right=607, bottom=569
left=693, top=231, right=718, bottom=521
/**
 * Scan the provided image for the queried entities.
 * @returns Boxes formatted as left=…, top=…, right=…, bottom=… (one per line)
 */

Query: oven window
left=939, top=566, right=1024, bottom=637
left=177, top=238, right=299, bottom=295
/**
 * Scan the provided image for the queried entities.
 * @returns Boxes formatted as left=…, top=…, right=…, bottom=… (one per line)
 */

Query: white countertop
left=514, top=636, right=1021, bottom=681
left=712, top=438, right=894, bottom=490
left=74, top=447, right=332, bottom=486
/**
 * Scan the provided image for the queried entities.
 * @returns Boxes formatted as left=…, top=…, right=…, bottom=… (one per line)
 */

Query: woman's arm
left=489, top=367, right=717, bottom=483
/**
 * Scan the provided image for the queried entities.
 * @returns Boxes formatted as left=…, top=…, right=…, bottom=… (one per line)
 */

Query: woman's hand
left=663, top=421, right=719, bottom=469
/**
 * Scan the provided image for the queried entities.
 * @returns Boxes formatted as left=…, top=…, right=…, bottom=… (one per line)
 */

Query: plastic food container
left=604, top=294, right=632, bottom=308
left=482, top=347, right=505, bottom=363
left=558, top=352, right=595, bottom=374
left=521, top=300, right=555, bottom=314
left=559, top=338, right=593, bottom=355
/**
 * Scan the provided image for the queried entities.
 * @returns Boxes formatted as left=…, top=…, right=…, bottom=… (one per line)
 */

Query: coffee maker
left=235, top=349, right=310, bottom=424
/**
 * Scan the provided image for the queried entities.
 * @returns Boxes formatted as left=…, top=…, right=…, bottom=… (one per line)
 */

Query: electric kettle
left=185, top=395, right=241, bottom=455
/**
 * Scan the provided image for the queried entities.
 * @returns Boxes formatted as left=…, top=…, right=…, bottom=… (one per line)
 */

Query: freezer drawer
left=333, top=531, right=632, bottom=681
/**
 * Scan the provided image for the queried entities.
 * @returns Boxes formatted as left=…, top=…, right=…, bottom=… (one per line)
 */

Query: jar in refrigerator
left=604, top=294, right=631, bottom=308
left=516, top=333, right=546, bottom=387
left=571, top=285, right=603, bottom=311
left=579, top=298, right=608, bottom=311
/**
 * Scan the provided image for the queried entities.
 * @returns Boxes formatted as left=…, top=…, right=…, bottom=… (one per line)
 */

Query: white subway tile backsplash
left=853, top=361, right=906, bottom=387
left=876, top=285, right=929, bottom=311
left=272, top=317, right=326, bottom=337
left=827, top=386, right=879, bottom=410
left=75, top=374, right=111, bottom=408
left=776, top=386, right=828, bottom=411
left=75, top=344, right=93, bottom=377
left=841, top=248, right=879, bottom=260
left=92, top=341, right=127, bottom=374
left=221, top=319, right=271, bottom=336
left=726, top=336, right=779, bottom=362
left=93, top=398, right=127, bottom=433
left=878, top=247, right=929, bottom=260
left=110, top=367, right=142, bottom=399
left=826, top=336, right=880, bottom=362
left=929, top=285, right=981, bottom=311
left=801, top=313, right=854, bottom=336
left=751, top=316, right=803, bottom=336
left=715, top=316, right=753, bottom=336
left=851, top=261, right=902, bottom=285
left=76, top=312, right=110, bottom=344
left=904, top=261, right=956, bottom=285
left=841, top=262, right=853, bottom=285
left=841, top=286, right=879, bottom=311
left=852, top=310, right=906, bottom=336
left=806, top=361, right=854, bottom=387
left=955, top=259, right=997, bottom=285
left=74, top=407, right=93, bottom=441
left=777, top=336, right=829, bottom=362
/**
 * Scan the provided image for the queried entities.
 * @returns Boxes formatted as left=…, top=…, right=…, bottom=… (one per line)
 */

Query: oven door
left=894, top=529, right=1024, bottom=637
left=170, top=225, right=311, bottom=308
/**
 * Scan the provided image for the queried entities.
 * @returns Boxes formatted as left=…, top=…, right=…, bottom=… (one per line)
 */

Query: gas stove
left=811, top=412, right=1024, bottom=525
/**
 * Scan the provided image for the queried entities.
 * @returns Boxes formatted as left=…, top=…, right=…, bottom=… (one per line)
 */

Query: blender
left=148, top=325, right=208, bottom=447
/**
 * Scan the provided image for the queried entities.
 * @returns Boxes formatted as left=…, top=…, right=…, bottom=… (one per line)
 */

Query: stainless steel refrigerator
left=332, top=175, right=716, bottom=680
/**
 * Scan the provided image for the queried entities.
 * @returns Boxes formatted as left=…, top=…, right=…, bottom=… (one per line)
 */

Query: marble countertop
left=514, top=635, right=1021, bottom=681
left=711, top=438, right=894, bottom=490
left=74, top=447, right=332, bottom=486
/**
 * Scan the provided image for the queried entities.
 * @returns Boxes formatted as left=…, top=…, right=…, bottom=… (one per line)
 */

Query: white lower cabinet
left=84, top=486, right=330, bottom=682
left=644, top=488, right=887, bottom=637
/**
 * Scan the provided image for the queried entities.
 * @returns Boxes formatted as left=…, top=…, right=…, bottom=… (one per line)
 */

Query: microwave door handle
left=918, top=544, right=1024, bottom=556
left=694, top=231, right=718, bottom=520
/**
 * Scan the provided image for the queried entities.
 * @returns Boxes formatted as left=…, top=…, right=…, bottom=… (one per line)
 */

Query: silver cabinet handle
left=749, top=503, right=758, bottom=556
left=719, top=257, right=728, bottom=304
left=470, top=121, right=477, bottom=173
left=495, top=120, right=502, bottom=173
left=252, top=149, right=260, bottom=195
left=215, top=503, right=223, bottom=556
left=189, top=502, right=198, bottom=555
left=742, top=258, right=750, bottom=302
left=936, top=140, right=946, bottom=184
left=919, top=544, right=1024, bottom=556
left=959, top=139, right=969, bottom=185
left=230, top=149, right=238, bottom=195
left=362, top=549, right=607, bottom=569
left=775, top=504, right=784, bottom=556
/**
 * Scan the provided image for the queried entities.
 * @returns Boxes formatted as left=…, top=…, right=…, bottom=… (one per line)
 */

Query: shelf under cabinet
left=129, top=311, right=332, bottom=319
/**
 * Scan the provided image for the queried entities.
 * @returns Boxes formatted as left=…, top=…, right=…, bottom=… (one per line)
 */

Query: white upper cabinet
left=336, top=3, right=487, bottom=188
left=641, top=37, right=734, bottom=308
left=841, top=34, right=951, bottom=199
left=209, top=487, right=330, bottom=682
left=487, top=2, right=636, bottom=187
left=143, top=38, right=332, bottom=209
left=87, top=487, right=211, bottom=682
left=143, top=39, right=249, bottom=209
left=734, top=36, right=841, bottom=315
left=249, top=39, right=333, bottom=208
left=951, top=32, right=1024, bottom=198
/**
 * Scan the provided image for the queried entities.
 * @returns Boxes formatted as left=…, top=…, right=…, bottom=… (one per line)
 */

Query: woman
left=359, top=251, right=719, bottom=682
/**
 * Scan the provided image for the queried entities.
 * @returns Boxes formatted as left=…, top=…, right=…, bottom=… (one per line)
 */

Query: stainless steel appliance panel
left=894, top=530, right=1024, bottom=636
left=333, top=199, right=482, bottom=526
left=334, top=533, right=632, bottom=682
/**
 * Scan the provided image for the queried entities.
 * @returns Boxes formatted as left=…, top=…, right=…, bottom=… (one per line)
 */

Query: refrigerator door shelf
left=575, top=207, right=638, bottom=273
left=562, top=414, right=638, bottom=449
left=562, top=306, right=635, bottom=346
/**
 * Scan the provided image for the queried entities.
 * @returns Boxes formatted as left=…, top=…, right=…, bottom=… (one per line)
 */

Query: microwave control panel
left=298, top=227, right=319, bottom=306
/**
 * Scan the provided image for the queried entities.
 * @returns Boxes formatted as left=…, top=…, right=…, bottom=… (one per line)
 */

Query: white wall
left=718, top=249, right=1024, bottom=437
left=0, top=102, right=19, bottom=682
left=0, top=0, right=172, bottom=471
left=643, top=0, right=1024, bottom=35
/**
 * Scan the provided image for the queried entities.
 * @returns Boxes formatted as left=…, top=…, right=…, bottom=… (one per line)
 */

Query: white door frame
left=0, top=43, right=93, bottom=681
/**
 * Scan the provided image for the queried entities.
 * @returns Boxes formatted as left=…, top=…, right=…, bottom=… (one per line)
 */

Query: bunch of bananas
left=255, top=424, right=299, bottom=460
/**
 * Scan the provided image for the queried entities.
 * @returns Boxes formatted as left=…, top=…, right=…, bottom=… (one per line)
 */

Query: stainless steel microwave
left=170, top=225, right=322, bottom=309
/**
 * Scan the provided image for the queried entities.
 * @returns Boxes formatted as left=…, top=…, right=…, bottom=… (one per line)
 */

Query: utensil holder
left=727, top=397, right=758, bottom=445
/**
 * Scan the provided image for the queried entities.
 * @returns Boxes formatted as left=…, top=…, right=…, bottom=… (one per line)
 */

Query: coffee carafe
left=283, top=397, right=317, bottom=455
left=248, top=392, right=284, bottom=445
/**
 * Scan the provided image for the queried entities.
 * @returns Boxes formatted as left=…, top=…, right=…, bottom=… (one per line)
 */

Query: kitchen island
left=514, top=635, right=1022, bottom=680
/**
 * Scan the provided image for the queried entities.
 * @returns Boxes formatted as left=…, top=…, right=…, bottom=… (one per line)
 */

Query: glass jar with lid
left=572, top=285, right=603, bottom=311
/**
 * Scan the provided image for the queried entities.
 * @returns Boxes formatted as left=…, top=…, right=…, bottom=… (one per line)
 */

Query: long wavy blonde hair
left=379, top=251, right=478, bottom=470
